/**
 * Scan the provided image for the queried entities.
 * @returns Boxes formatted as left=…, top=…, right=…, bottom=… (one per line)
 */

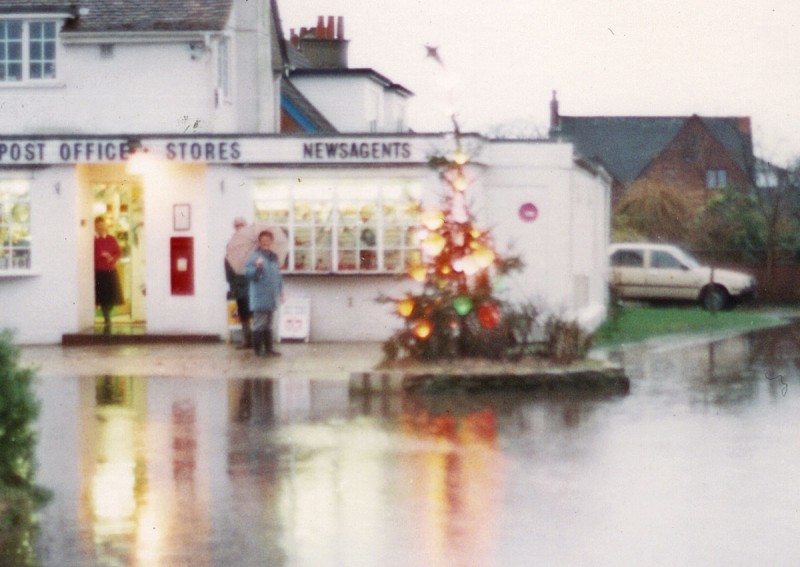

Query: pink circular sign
left=518, top=202, right=539, bottom=222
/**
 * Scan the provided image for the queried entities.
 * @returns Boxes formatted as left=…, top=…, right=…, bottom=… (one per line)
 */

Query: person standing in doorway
left=94, top=216, right=123, bottom=334
left=244, top=230, right=284, bottom=357
left=225, top=217, right=253, bottom=349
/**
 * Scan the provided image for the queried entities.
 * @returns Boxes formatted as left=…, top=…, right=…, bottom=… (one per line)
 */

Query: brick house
left=548, top=92, right=756, bottom=206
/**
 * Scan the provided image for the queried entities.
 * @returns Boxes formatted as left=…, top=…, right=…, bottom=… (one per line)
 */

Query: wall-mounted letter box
left=170, top=237, right=194, bottom=295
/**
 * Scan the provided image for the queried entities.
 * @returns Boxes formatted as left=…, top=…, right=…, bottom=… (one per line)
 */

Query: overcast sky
left=279, top=1, right=800, bottom=165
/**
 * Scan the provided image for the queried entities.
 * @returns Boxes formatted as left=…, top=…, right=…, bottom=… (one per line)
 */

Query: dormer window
left=0, top=20, right=57, bottom=82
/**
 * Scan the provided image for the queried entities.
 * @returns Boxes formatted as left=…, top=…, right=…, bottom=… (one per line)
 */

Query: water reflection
left=30, top=324, right=800, bottom=566
left=87, top=377, right=145, bottom=562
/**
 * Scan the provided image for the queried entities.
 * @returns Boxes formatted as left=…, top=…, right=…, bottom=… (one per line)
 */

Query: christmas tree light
left=380, top=47, right=523, bottom=363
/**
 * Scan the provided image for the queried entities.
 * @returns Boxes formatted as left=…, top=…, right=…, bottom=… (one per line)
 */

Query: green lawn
left=592, top=306, right=784, bottom=348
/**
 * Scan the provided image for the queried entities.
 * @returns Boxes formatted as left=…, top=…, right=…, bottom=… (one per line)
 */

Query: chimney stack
left=549, top=90, right=560, bottom=134
left=297, top=16, right=350, bottom=69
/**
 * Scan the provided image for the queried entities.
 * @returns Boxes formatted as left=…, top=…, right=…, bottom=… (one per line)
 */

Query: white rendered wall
left=1, top=138, right=610, bottom=343
left=0, top=0, right=277, bottom=136
left=383, top=91, right=408, bottom=132
left=482, top=142, right=610, bottom=330
left=291, top=75, right=407, bottom=133
left=0, top=166, right=80, bottom=343
left=138, top=163, right=217, bottom=334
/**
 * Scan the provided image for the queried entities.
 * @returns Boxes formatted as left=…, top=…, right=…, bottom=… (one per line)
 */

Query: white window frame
left=0, top=178, right=32, bottom=272
left=0, top=18, right=59, bottom=84
left=253, top=178, right=422, bottom=274
left=705, top=169, right=727, bottom=189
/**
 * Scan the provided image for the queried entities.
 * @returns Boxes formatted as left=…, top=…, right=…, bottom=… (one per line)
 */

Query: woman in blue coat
left=244, top=230, right=284, bottom=356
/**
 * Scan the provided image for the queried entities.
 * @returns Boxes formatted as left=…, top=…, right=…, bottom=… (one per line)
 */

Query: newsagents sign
left=0, top=136, right=438, bottom=166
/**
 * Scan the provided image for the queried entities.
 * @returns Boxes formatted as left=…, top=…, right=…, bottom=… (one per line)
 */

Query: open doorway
left=92, top=177, right=146, bottom=329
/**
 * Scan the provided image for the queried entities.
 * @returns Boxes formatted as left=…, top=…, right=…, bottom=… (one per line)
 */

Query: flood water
left=25, top=323, right=800, bottom=566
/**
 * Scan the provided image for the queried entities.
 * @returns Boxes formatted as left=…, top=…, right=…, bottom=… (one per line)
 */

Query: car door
left=645, top=249, right=700, bottom=300
left=609, top=247, right=648, bottom=298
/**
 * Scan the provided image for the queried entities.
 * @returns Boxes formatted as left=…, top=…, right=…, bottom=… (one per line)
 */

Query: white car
left=609, top=243, right=756, bottom=310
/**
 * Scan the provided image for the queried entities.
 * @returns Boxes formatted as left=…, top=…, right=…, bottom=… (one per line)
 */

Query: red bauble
left=477, top=303, right=501, bottom=329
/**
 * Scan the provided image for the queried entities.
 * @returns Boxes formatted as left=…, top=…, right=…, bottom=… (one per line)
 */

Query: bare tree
left=612, top=179, right=698, bottom=244
left=752, top=157, right=800, bottom=290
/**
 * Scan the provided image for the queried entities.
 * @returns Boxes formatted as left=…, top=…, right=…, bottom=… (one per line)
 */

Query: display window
left=0, top=179, right=31, bottom=271
left=254, top=178, right=422, bottom=273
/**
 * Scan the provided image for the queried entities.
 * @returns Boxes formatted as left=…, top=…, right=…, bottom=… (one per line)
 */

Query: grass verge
left=592, top=306, right=785, bottom=348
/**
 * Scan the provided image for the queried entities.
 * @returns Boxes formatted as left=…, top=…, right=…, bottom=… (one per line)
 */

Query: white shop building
left=0, top=0, right=611, bottom=344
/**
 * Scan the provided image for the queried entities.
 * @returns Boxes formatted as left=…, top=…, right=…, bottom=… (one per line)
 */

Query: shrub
left=543, top=317, right=592, bottom=364
left=0, top=331, right=40, bottom=493
left=0, top=330, right=49, bottom=566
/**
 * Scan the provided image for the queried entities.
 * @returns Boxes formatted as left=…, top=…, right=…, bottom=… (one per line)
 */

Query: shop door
left=94, top=181, right=145, bottom=324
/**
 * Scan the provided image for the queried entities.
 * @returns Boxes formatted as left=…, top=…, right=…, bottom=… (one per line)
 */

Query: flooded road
left=27, top=324, right=800, bottom=566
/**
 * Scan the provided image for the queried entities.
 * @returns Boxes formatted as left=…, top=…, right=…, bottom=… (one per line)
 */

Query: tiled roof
left=554, top=115, right=754, bottom=184
left=0, top=1, right=234, bottom=33
left=281, top=79, right=338, bottom=134
left=290, top=68, right=414, bottom=97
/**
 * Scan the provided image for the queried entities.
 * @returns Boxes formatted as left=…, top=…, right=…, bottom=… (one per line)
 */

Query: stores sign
left=0, top=137, right=421, bottom=165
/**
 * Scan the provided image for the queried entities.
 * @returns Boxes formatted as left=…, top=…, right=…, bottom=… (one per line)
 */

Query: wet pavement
left=15, top=325, right=800, bottom=566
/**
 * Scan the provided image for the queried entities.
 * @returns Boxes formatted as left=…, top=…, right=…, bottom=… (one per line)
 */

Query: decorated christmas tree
left=382, top=123, right=523, bottom=363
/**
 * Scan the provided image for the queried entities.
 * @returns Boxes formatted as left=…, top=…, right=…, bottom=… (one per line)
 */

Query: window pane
left=253, top=179, right=421, bottom=273
left=611, top=249, right=643, bottom=267
left=27, top=21, right=57, bottom=81
left=8, top=21, right=21, bottom=39
left=0, top=181, right=32, bottom=271
left=651, top=251, right=681, bottom=269
left=314, top=247, right=331, bottom=271
left=8, top=62, right=21, bottom=80
left=338, top=249, right=357, bottom=271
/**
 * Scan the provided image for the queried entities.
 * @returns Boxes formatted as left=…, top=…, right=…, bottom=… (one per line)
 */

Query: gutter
left=61, top=31, right=217, bottom=46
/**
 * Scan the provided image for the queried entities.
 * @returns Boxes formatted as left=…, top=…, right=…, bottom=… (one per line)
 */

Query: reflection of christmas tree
left=382, top=130, right=522, bottom=362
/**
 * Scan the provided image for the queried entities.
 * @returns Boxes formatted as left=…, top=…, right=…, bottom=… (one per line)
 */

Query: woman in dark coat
left=94, top=216, right=124, bottom=333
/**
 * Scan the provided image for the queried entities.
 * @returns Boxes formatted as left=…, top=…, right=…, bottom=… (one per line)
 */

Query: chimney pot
left=337, top=16, right=345, bottom=39
left=327, top=16, right=335, bottom=39
left=316, top=16, right=324, bottom=37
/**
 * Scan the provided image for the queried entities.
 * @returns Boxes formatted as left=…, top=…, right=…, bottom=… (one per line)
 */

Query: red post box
left=170, top=237, right=194, bottom=295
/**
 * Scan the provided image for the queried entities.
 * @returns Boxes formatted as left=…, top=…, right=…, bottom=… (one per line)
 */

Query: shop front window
left=254, top=179, right=421, bottom=273
left=0, top=180, right=31, bottom=271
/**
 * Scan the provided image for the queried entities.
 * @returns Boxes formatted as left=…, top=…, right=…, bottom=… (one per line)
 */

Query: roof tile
left=0, top=0, right=234, bottom=32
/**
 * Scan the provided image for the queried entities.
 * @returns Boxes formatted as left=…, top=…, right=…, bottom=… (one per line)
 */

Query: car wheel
left=701, top=285, right=730, bottom=311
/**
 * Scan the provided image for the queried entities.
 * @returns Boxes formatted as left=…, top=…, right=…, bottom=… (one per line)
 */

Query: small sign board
left=278, top=296, right=311, bottom=342
left=518, top=202, right=539, bottom=223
